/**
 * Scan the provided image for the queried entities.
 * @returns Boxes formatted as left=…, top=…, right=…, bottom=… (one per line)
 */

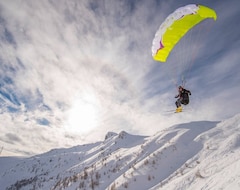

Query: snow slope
left=1, top=114, right=240, bottom=190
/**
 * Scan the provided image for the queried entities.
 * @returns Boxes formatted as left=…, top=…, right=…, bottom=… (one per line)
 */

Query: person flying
left=175, top=86, right=191, bottom=112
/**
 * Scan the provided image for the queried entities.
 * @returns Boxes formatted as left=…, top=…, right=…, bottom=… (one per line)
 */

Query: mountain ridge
left=1, top=114, right=240, bottom=190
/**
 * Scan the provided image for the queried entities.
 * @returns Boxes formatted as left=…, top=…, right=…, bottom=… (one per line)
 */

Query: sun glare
left=66, top=93, right=100, bottom=134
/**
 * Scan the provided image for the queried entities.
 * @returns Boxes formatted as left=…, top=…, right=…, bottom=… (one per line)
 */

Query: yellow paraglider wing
left=152, top=4, right=217, bottom=62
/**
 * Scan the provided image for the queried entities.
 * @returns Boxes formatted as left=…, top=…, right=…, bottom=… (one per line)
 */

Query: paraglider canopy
left=152, top=4, right=217, bottom=62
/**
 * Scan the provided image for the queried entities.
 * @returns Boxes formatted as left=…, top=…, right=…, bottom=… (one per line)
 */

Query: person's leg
left=175, top=99, right=181, bottom=108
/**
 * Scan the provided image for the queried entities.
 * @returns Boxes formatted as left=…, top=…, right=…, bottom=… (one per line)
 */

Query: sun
left=66, top=93, right=100, bottom=134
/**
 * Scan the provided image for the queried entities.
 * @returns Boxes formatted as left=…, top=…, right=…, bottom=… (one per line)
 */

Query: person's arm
left=186, top=89, right=191, bottom=95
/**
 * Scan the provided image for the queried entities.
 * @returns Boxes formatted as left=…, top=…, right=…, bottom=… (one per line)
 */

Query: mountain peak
left=118, top=130, right=129, bottom=139
left=104, top=131, right=118, bottom=140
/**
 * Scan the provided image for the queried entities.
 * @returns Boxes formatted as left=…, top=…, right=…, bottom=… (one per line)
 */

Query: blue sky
left=0, top=0, right=239, bottom=156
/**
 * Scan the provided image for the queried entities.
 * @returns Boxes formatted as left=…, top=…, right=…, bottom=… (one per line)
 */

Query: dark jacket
left=175, top=88, right=191, bottom=105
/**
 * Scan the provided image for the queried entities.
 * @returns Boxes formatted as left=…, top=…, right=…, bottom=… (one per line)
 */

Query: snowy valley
left=1, top=114, right=240, bottom=190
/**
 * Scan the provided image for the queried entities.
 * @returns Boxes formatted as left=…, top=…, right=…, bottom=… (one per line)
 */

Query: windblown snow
left=1, top=114, right=240, bottom=190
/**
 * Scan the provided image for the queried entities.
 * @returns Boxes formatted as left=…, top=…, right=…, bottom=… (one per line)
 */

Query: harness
left=180, top=90, right=189, bottom=105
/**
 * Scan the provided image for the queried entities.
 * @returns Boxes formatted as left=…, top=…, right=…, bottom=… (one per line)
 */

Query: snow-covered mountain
left=1, top=114, right=240, bottom=190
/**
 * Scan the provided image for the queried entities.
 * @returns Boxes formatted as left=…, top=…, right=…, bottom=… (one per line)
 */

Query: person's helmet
left=178, top=86, right=183, bottom=89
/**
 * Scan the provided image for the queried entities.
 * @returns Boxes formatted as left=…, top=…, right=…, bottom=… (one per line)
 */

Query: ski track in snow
left=1, top=114, right=240, bottom=190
